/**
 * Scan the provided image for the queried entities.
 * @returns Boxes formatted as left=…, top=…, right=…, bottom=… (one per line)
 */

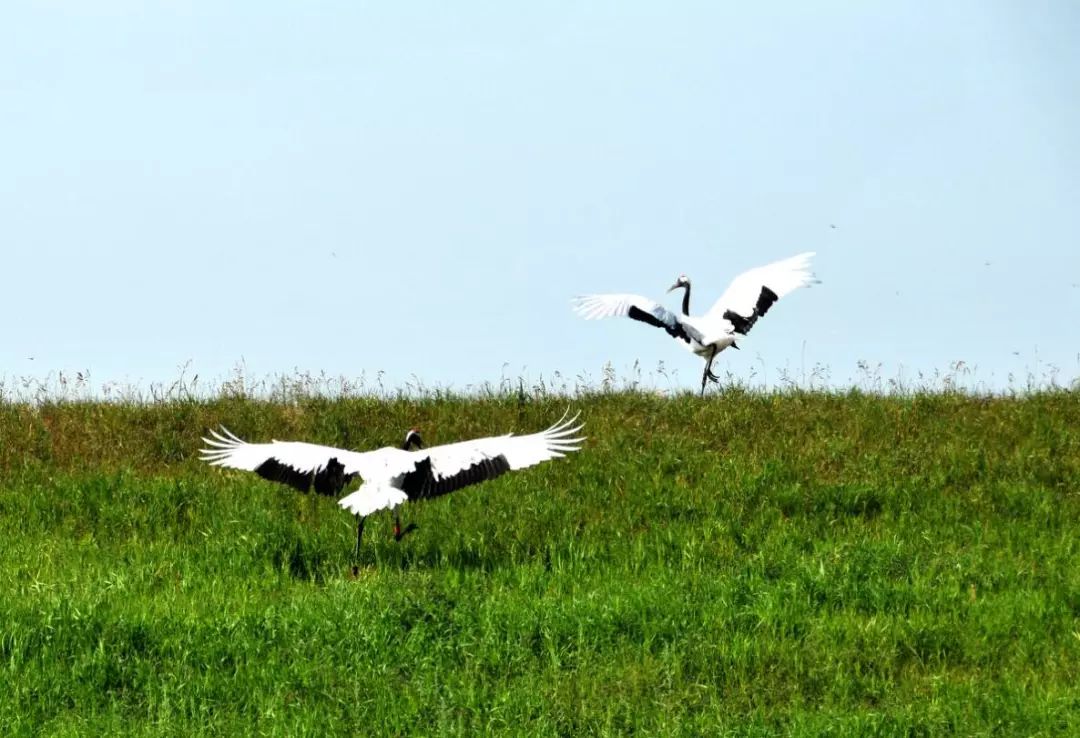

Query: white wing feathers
left=421, top=410, right=584, bottom=481
left=571, top=294, right=702, bottom=347
left=572, top=293, right=668, bottom=321
left=705, top=252, right=819, bottom=321
left=199, top=426, right=406, bottom=480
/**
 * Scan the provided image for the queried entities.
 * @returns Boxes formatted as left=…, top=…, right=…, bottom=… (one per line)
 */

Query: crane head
left=667, top=274, right=690, bottom=293
left=403, top=428, right=424, bottom=450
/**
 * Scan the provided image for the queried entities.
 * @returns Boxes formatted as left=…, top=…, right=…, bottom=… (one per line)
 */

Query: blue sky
left=2, top=2, right=1078, bottom=393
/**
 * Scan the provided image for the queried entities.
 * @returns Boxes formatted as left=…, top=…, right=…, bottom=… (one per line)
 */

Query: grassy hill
left=1, top=390, right=1079, bottom=735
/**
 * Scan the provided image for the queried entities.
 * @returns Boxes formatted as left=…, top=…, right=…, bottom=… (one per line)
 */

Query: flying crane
left=573, top=252, right=819, bottom=394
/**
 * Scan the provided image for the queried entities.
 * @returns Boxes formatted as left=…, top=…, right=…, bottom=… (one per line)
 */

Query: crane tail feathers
left=338, top=485, right=408, bottom=517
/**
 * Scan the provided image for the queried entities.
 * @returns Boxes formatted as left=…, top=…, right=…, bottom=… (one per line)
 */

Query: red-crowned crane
left=572, top=252, right=820, bottom=395
left=199, top=412, right=584, bottom=556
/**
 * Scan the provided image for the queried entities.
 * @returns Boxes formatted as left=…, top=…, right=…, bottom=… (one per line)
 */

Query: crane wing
left=572, top=294, right=703, bottom=345
left=204, top=412, right=584, bottom=506
left=392, top=410, right=586, bottom=502
left=199, top=427, right=409, bottom=495
left=704, top=252, right=819, bottom=335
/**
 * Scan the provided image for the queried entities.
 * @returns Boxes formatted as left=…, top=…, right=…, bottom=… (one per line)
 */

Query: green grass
left=2, top=390, right=1080, bottom=735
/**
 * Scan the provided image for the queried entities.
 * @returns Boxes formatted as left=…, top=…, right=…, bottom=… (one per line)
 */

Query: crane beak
left=666, top=282, right=681, bottom=293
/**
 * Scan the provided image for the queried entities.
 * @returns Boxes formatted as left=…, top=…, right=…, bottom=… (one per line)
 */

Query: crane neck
left=680, top=284, right=691, bottom=316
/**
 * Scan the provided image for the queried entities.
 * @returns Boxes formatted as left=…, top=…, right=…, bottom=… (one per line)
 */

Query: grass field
left=1, top=389, right=1079, bottom=735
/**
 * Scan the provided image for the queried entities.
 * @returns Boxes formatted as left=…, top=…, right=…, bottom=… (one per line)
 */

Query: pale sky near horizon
left=2, top=2, right=1078, bottom=395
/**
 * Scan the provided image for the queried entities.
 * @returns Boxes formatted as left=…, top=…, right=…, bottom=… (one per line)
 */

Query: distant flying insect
left=572, top=253, right=820, bottom=395
left=200, top=412, right=584, bottom=557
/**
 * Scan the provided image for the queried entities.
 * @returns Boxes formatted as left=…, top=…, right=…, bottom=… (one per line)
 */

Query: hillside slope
left=1, top=392, right=1079, bottom=735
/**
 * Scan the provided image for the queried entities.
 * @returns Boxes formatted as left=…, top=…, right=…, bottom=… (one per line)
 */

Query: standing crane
left=200, top=412, right=585, bottom=556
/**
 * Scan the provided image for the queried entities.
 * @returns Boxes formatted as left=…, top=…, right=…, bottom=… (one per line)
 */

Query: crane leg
left=392, top=510, right=418, bottom=542
left=353, top=514, right=366, bottom=558
left=700, top=347, right=719, bottom=396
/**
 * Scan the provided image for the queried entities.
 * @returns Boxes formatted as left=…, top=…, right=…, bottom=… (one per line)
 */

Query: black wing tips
left=723, top=285, right=779, bottom=336
left=201, top=426, right=355, bottom=497
left=253, top=456, right=355, bottom=497
left=313, top=459, right=356, bottom=496
left=627, top=304, right=669, bottom=330
left=399, top=456, right=513, bottom=502
left=627, top=305, right=701, bottom=345
left=755, top=285, right=780, bottom=317
left=254, top=457, right=315, bottom=493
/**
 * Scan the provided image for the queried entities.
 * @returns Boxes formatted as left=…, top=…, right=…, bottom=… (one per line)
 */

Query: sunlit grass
left=1, top=386, right=1079, bottom=735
